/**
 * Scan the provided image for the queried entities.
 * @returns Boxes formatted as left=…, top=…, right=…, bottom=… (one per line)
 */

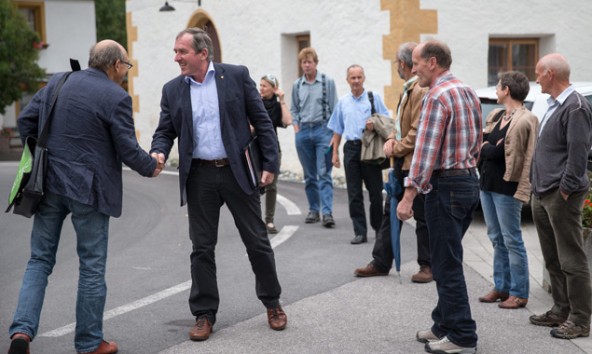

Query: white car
left=476, top=82, right=592, bottom=122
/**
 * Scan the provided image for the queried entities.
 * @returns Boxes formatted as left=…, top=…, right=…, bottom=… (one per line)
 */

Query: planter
left=542, top=227, right=592, bottom=292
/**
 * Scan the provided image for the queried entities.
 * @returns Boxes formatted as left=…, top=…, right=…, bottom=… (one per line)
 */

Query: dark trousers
left=186, top=161, right=282, bottom=325
left=371, top=162, right=430, bottom=271
left=343, top=141, right=383, bottom=237
left=531, top=188, right=591, bottom=326
left=427, top=174, right=479, bottom=347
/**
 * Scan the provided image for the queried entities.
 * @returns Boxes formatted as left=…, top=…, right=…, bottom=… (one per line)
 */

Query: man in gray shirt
left=530, top=53, right=592, bottom=339
left=291, top=47, right=338, bottom=227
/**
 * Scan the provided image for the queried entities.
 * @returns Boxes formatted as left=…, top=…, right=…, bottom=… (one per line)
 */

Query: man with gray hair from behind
left=529, top=53, right=592, bottom=339
left=353, top=42, right=432, bottom=283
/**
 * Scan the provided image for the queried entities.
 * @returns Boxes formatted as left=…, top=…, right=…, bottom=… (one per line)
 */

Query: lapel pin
left=221, top=75, right=224, bottom=79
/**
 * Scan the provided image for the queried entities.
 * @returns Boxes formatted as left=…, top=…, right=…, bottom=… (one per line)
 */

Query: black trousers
left=186, top=161, right=282, bottom=324
left=343, top=141, right=384, bottom=237
left=371, top=160, right=431, bottom=271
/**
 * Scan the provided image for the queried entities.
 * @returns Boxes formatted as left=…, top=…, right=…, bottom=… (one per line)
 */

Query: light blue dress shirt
left=327, top=89, right=389, bottom=141
left=538, top=85, right=575, bottom=136
left=186, top=61, right=227, bottom=159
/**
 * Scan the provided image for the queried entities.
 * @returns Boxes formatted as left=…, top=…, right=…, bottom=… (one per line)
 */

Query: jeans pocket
left=450, top=189, right=478, bottom=220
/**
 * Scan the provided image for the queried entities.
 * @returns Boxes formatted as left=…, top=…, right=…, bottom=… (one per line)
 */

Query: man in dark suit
left=8, top=40, right=162, bottom=354
left=151, top=28, right=287, bottom=342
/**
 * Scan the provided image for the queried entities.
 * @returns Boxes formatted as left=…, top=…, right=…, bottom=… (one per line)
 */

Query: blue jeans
left=295, top=122, right=334, bottom=215
left=426, top=174, right=479, bottom=348
left=480, top=191, right=529, bottom=298
left=9, top=192, right=110, bottom=353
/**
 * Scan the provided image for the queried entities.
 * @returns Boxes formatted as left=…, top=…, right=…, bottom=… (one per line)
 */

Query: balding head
left=535, top=53, right=571, bottom=97
left=88, top=40, right=127, bottom=73
left=538, top=53, right=570, bottom=82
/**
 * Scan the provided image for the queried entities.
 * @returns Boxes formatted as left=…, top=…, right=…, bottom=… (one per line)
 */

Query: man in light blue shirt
left=328, top=64, right=389, bottom=244
left=291, top=47, right=338, bottom=227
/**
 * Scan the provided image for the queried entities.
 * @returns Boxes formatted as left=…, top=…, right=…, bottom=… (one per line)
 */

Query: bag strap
left=37, top=71, right=73, bottom=147
left=368, top=91, right=376, bottom=115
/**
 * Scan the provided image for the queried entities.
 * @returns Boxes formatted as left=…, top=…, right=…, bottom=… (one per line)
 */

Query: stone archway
left=187, top=10, right=221, bottom=62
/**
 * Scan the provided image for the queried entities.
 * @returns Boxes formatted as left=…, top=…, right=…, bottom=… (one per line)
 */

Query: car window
left=480, top=98, right=533, bottom=123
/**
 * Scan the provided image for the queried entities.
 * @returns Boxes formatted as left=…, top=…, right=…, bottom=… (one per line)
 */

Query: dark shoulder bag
left=6, top=71, right=73, bottom=217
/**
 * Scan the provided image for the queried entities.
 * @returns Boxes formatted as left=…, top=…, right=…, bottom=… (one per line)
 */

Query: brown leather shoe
left=8, top=333, right=30, bottom=354
left=411, top=265, right=433, bottom=283
left=77, top=340, right=118, bottom=354
left=498, top=295, right=528, bottom=309
left=189, top=316, right=213, bottom=341
left=478, top=289, right=509, bottom=303
left=267, top=305, right=287, bottom=331
left=354, top=263, right=389, bottom=277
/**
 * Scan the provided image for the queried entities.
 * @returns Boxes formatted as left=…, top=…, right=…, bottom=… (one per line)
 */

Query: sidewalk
left=160, top=215, right=592, bottom=354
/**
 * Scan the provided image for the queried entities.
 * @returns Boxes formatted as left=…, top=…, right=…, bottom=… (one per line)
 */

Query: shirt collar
left=350, top=88, right=366, bottom=100
left=184, top=61, right=216, bottom=85
left=547, top=85, right=575, bottom=107
left=403, top=76, right=418, bottom=91
left=432, top=71, right=452, bottom=88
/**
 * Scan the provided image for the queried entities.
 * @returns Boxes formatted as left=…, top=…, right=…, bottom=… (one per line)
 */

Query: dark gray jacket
left=531, top=90, right=592, bottom=196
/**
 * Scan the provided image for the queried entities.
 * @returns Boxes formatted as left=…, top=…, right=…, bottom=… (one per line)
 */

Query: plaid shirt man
left=405, top=71, right=482, bottom=193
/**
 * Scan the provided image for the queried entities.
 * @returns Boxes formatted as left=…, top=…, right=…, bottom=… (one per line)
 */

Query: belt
left=346, top=139, right=362, bottom=146
left=299, top=120, right=326, bottom=128
left=195, top=158, right=230, bottom=167
left=432, top=168, right=476, bottom=178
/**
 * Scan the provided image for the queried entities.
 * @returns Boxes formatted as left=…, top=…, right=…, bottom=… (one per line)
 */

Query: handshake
left=151, top=152, right=166, bottom=177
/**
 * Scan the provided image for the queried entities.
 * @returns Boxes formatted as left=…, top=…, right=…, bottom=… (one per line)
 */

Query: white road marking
left=39, top=168, right=300, bottom=338
left=276, top=194, right=301, bottom=215
left=40, top=281, right=192, bottom=337
left=270, top=225, right=299, bottom=248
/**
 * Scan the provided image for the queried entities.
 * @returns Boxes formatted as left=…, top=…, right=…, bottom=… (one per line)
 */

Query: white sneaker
left=425, top=336, right=476, bottom=354
left=416, top=329, right=440, bottom=343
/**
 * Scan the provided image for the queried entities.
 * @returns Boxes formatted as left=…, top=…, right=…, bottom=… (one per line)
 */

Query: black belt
left=346, top=140, right=362, bottom=146
left=195, top=158, right=230, bottom=167
left=432, top=168, right=476, bottom=178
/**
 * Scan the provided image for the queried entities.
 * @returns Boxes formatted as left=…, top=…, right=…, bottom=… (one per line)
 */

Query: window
left=15, top=1, right=46, bottom=43
left=296, top=34, right=310, bottom=77
left=488, top=38, right=538, bottom=86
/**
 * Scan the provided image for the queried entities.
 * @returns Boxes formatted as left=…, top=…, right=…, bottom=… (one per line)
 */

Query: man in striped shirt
left=397, top=40, right=482, bottom=354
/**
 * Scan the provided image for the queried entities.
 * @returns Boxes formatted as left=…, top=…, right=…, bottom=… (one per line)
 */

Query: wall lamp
left=159, top=1, right=175, bottom=11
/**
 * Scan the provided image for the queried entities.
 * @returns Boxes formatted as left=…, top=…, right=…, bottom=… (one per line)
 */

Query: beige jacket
left=361, top=113, right=395, bottom=163
left=392, top=80, right=428, bottom=170
left=483, top=107, right=539, bottom=203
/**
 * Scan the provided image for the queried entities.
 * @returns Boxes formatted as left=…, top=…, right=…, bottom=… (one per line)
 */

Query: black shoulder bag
left=6, top=71, right=73, bottom=217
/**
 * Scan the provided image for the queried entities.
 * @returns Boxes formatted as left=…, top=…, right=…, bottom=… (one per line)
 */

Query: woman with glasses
left=478, top=71, right=538, bottom=309
left=259, top=74, right=292, bottom=233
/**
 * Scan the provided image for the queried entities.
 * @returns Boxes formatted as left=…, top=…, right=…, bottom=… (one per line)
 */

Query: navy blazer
left=18, top=68, right=157, bottom=217
left=151, top=63, right=279, bottom=205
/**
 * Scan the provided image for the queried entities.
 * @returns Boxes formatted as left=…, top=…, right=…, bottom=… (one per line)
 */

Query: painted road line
left=39, top=169, right=300, bottom=338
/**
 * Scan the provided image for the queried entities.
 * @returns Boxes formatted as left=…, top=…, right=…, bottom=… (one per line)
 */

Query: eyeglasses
left=262, top=74, right=278, bottom=88
left=121, top=60, right=133, bottom=70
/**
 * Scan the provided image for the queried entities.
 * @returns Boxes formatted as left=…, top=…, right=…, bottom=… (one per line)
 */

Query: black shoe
left=322, top=214, right=335, bottom=228
left=350, top=235, right=367, bottom=244
left=305, top=211, right=320, bottom=223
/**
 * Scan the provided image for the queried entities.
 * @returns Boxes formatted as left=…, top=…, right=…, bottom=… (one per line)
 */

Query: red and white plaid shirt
left=405, top=71, right=482, bottom=193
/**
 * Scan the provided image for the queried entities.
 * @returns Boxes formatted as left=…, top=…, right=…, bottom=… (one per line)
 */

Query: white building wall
left=420, top=0, right=592, bottom=88
left=129, top=0, right=592, bottom=178
left=129, top=0, right=390, bottom=178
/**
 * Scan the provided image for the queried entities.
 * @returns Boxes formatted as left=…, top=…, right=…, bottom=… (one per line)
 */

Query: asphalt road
left=0, top=163, right=416, bottom=353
